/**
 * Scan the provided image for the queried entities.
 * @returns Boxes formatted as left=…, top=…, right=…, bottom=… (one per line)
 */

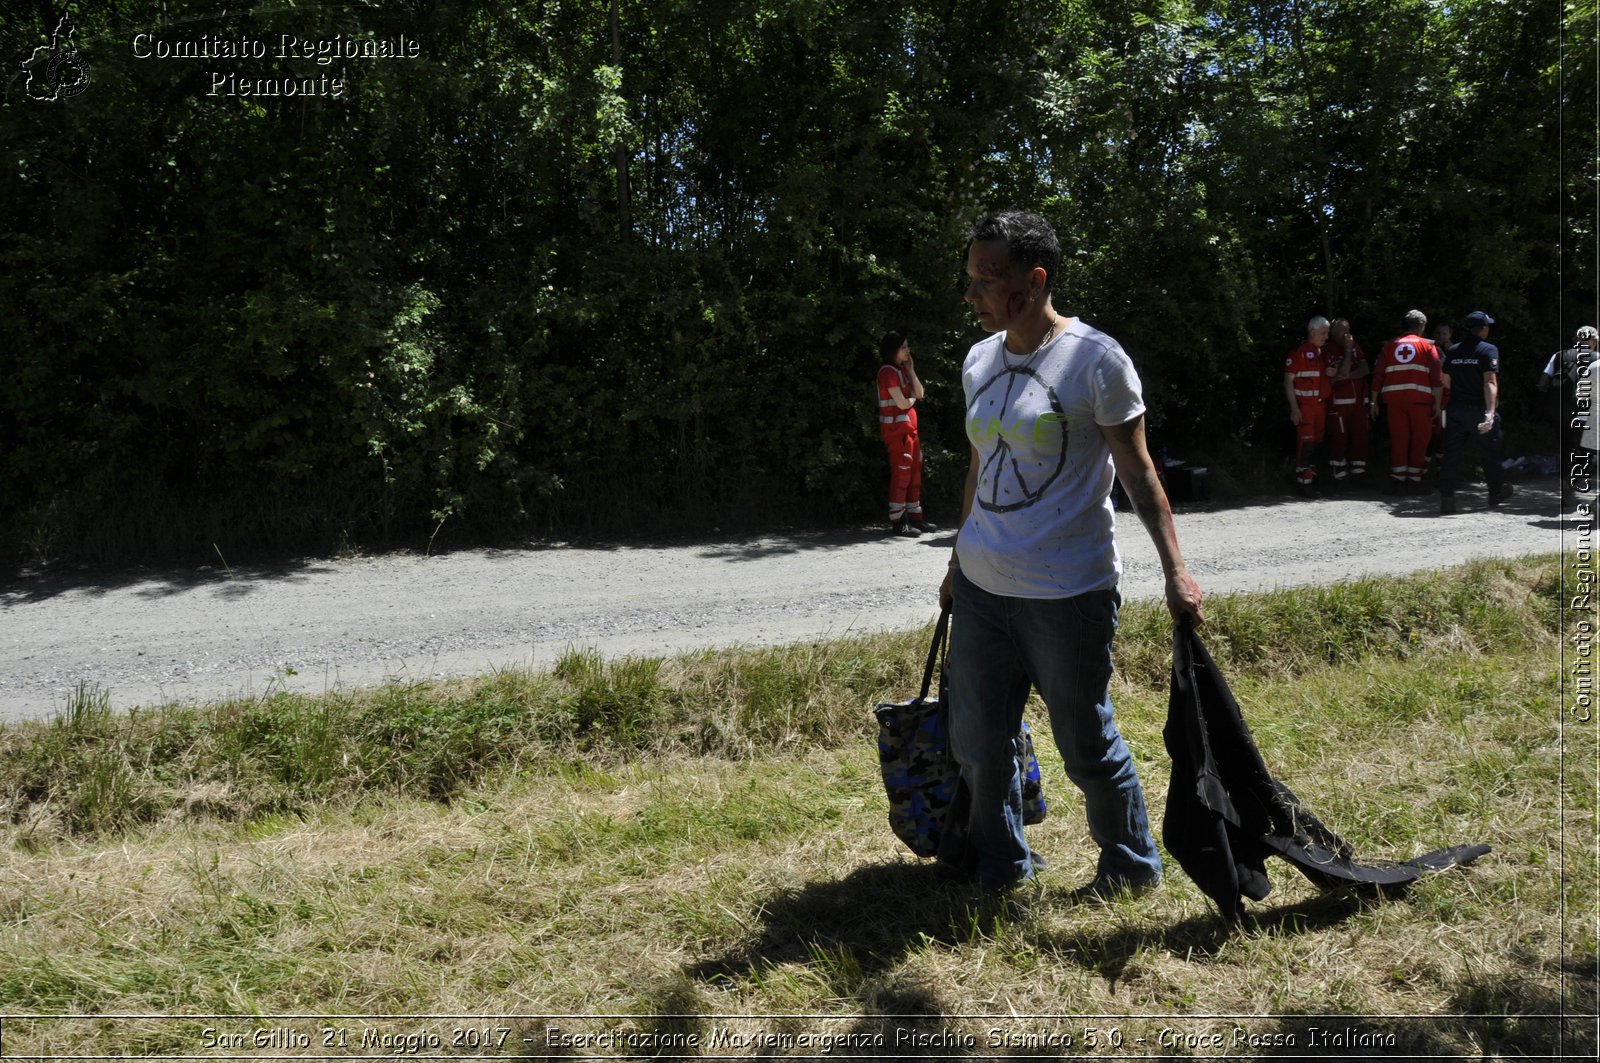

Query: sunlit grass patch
left=0, top=554, right=1589, bottom=1058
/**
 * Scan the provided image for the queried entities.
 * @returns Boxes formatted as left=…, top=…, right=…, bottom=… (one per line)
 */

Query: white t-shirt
left=957, top=318, right=1145, bottom=599
left=1545, top=347, right=1597, bottom=447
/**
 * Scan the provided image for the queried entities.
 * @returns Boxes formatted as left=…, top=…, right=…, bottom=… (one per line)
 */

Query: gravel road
left=0, top=481, right=1580, bottom=723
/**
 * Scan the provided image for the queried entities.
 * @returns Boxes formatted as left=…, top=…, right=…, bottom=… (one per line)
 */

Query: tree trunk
left=611, top=0, right=632, bottom=239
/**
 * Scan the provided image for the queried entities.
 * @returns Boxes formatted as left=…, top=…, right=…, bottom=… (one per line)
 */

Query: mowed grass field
left=0, top=555, right=1593, bottom=1059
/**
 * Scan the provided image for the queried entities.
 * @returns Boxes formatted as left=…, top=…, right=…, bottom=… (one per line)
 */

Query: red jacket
left=1372, top=335, right=1442, bottom=407
left=1284, top=341, right=1334, bottom=403
left=1330, top=342, right=1369, bottom=405
left=876, top=365, right=917, bottom=431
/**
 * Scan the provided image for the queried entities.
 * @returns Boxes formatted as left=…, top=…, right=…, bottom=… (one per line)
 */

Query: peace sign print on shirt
left=968, top=362, right=1071, bottom=513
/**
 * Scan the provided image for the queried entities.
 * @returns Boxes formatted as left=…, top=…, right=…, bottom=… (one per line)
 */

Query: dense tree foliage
left=0, top=0, right=1590, bottom=561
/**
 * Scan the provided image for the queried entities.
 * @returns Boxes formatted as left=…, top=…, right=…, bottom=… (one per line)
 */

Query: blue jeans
left=946, top=570, right=1162, bottom=889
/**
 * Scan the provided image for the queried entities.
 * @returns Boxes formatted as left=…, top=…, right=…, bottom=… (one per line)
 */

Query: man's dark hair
left=967, top=211, right=1061, bottom=295
left=879, top=330, right=906, bottom=367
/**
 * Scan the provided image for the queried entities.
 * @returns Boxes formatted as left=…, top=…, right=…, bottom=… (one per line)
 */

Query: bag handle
left=918, top=606, right=951, bottom=703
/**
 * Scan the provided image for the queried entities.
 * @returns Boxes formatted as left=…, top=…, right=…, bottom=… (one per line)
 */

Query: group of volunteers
left=883, top=298, right=1596, bottom=533
left=1284, top=310, right=1596, bottom=515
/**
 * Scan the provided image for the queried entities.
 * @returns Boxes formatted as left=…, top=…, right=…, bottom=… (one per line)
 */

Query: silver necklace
left=1008, top=315, right=1061, bottom=359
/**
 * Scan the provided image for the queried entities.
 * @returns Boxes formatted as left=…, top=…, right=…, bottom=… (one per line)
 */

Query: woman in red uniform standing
left=877, top=331, right=930, bottom=536
left=1326, top=318, right=1371, bottom=484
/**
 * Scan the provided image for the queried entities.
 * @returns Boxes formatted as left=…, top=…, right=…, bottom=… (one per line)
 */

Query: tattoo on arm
left=1123, top=469, right=1178, bottom=548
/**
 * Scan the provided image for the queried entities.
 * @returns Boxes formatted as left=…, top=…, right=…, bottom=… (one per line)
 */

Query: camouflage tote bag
left=874, top=609, right=1047, bottom=858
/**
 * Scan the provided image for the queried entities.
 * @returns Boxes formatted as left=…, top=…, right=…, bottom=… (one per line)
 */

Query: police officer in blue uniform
left=1439, top=310, right=1512, bottom=515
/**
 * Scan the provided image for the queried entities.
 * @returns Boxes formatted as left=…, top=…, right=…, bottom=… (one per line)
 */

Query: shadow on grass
left=1030, top=889, right=1392, bottom=987
left=686, top=864, right=1384, bottom=993
left=684, top=862, right=1001, bottom=990
left=659, top=870, right=1441, bottom=1059
left=1252, top=953, right=1598, bottom=1059
left=482, top=954, right=1599, bottom=1063
left=658, top=865, right=1591, bottom=1059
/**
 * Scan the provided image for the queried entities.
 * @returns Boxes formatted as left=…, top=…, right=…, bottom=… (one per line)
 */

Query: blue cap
left=1464, top=310, right=1495, bottom=328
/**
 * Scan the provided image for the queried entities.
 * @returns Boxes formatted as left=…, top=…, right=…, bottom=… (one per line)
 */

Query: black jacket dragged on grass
left=1162, top=619, right=1490, bottom=923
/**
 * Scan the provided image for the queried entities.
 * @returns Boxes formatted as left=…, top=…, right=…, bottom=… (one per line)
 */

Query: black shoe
left=890, top=520, right=921, bottom=537
left=1488, top=484, right=1515, bottom=507
left=910, top=517, right=937, bottom=532
left=1067, top=874, right=1161, bottom=907
left=1296, top=482, right=1317, bottom=498
left=1385, top=481, right=1407, bottom=496
left=1439, top=496, right=1458, bottom=516
left=976, top=850, right=1053, bottom=895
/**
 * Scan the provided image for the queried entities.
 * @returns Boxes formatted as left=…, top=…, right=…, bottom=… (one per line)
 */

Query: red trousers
left=1384, top=403, right=1432, bottom=485
left=1294, top=400, right=1328, bottom=484
left=882, top=423, right=922, bottom=521
left=1326, top=400, right=1369, bottom=477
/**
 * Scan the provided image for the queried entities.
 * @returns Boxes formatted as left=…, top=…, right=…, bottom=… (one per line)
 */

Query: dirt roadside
left=0, top=481, right=1580, bottom=723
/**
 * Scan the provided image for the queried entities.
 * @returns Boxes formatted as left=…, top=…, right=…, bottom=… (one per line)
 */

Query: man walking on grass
left=938, top=210, right=1204, bottom=898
